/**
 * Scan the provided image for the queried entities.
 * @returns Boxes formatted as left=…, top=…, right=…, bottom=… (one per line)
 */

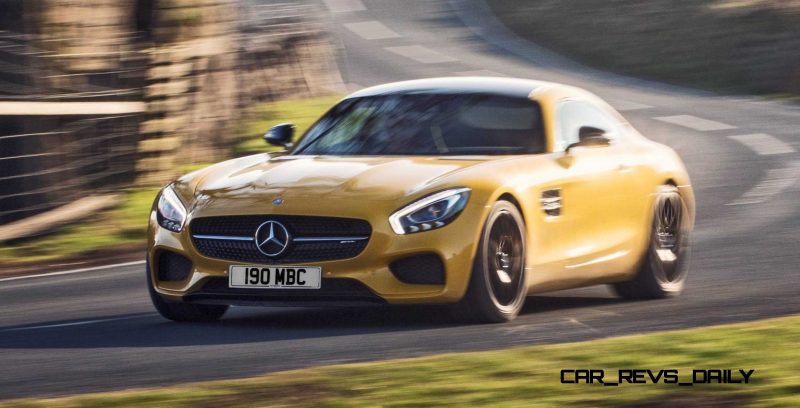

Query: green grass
left=235, top=95, right=343, bottom=155
left=489, top=0, right=800, bottom=96
left=0, top=189, right=159, bottom=265
left=4, top=314, right=800, bottom=407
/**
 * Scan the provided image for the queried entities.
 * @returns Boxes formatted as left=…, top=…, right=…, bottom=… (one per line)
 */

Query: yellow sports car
left=147, top=77, right=694, bottom=323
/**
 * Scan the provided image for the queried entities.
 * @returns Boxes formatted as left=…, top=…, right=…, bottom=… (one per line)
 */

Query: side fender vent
left=540, top=188, right=562, bottom=217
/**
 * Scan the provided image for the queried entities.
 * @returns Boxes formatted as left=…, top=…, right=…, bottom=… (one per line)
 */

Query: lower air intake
left=157, top=251, right=192, bottom=282
left=389, top=253, right=446, bottom=285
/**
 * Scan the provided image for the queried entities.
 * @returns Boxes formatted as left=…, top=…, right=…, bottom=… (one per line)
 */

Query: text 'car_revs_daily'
left=560, top=369, right=756, bottom=386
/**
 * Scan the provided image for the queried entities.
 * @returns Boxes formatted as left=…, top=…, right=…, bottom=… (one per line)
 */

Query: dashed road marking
left=453, top=69, right=507, bottom=77
left=654, top=115, right=736, bottom=131
left=728, top=133, right=795, bottom=156
left=608, top=99, right=653, bottom=111
left=322, top=0, right=365, bottom=13
left=385, top=45, right=458, bottom=64
left=343, top=21, right=401, bottom=40
left=727, top=162, right=800, bottom=205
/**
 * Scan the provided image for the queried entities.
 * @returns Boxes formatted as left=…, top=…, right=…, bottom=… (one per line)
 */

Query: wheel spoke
left=496, top=269, right=512, bottom=283
left=486, top=213, right=524, bottom=307
left=652, top=190, right=685, bottom=283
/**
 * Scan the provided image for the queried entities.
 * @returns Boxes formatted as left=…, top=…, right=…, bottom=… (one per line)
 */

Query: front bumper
left=147, top=198, right=487, bottom=306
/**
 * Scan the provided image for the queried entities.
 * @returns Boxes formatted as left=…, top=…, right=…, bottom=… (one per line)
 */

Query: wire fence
left=0, top=115, right=143, bottom=224
left=0, top=22, right=146, bottom=227
left=0, top=1, right=337, bottom=232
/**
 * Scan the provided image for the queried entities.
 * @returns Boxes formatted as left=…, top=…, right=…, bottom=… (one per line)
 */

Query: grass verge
left=4, top=314, right=800, bottom=407
left=235, top=95, right=342, bottom=155
left=0, top=188, right=158, bottom=266
left=489, top=0, right=800, bottom=96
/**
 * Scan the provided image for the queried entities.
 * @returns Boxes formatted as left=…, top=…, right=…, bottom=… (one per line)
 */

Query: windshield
left=291, top=93, right=545, bottom=156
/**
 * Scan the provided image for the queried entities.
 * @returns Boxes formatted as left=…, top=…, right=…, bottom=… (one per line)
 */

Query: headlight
left=389, top=188, right=471, bottom=234
left=157, top=186, right=187, bottom=232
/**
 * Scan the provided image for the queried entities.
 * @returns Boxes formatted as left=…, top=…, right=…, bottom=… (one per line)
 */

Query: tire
left=146, top=260, right=228, bottom=322
left=612, top=185, right=690, bottom=299
left=451, top=200, right=527, bottom=323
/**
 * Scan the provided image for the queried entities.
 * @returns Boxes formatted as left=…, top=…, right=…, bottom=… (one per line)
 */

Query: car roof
left=345, top=77, right=560, bottom=99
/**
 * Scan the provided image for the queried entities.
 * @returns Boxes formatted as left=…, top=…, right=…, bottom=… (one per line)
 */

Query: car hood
left=177, top=154, right=491, bottom=205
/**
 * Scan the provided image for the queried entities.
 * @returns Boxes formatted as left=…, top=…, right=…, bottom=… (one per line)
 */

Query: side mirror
left=264, top=123, right=295, bottom=147
left=565, top=126, right=611, bottom=153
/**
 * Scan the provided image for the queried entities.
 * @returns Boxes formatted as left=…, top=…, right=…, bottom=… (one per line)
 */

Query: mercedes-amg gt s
left=147, top=77, right=694, bottom=323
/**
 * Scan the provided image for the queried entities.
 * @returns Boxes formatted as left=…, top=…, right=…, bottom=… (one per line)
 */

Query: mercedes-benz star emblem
left=254, top=220, right=291, bottom=257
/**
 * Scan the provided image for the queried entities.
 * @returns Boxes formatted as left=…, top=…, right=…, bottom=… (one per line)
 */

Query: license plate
left=228, top=265, right=321, bottom=289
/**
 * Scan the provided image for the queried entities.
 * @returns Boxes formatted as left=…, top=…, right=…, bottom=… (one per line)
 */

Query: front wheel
left=612, top=185, right=690, bottom=299
left=147, top=260, right=228, bottom=322
left=452, top=200, right=527, bottom=323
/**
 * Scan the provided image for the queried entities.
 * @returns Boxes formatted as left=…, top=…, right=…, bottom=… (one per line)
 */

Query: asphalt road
left=2, top=0, right=800, bottom=399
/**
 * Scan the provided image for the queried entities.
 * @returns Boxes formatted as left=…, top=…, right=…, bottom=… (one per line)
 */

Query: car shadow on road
left=525, top=294, right=626, bottom=313
left=0, top=295, right=628, bottom=349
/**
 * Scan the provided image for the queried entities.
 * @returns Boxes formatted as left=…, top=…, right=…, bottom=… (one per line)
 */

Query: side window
left=311, top=105, right=376, bottom=152
left=555, top=100, right=620, bottom=152
left=296, top=100, right=378, bottom=154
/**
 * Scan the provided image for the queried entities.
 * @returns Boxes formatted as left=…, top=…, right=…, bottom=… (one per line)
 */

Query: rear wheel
left=612, top=185, right=690, bottom=299
left=452, top=201, right=527, bottom=323
left=147, top=260, right=228, bottom=322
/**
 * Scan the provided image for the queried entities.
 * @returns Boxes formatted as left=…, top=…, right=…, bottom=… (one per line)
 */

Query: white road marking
left=0, top=314, right=155, bottom=333
left=385, top=45, right=458, bottom=64
left=728, top=133, right=795, bottom=156
left=322, top=0, right=365, bottom=13
left=452, top=69, right=507, bottom=77
left=0, top=260, right=145, bottom=283
left=654, top=115, right=736, bottom=131
left=608, top=99, right=653, bottom=111
left=721, top=96, right=764, bottom=104
left=343, top=21, right=400, bottom=40
left=568, top=318, right=602, bottom=333
left=727, top=163, right=800, bottom=205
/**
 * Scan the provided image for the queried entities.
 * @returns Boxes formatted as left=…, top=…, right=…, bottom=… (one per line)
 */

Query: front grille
left=186, top=277, right=385, bottom=304
left=389, top=253, right=446, bottom=284
left=157, top=251, right=193, bottom=282
left=190, top=215, right=372, bottom=263
left=192, top=215, right=371, bottom=237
